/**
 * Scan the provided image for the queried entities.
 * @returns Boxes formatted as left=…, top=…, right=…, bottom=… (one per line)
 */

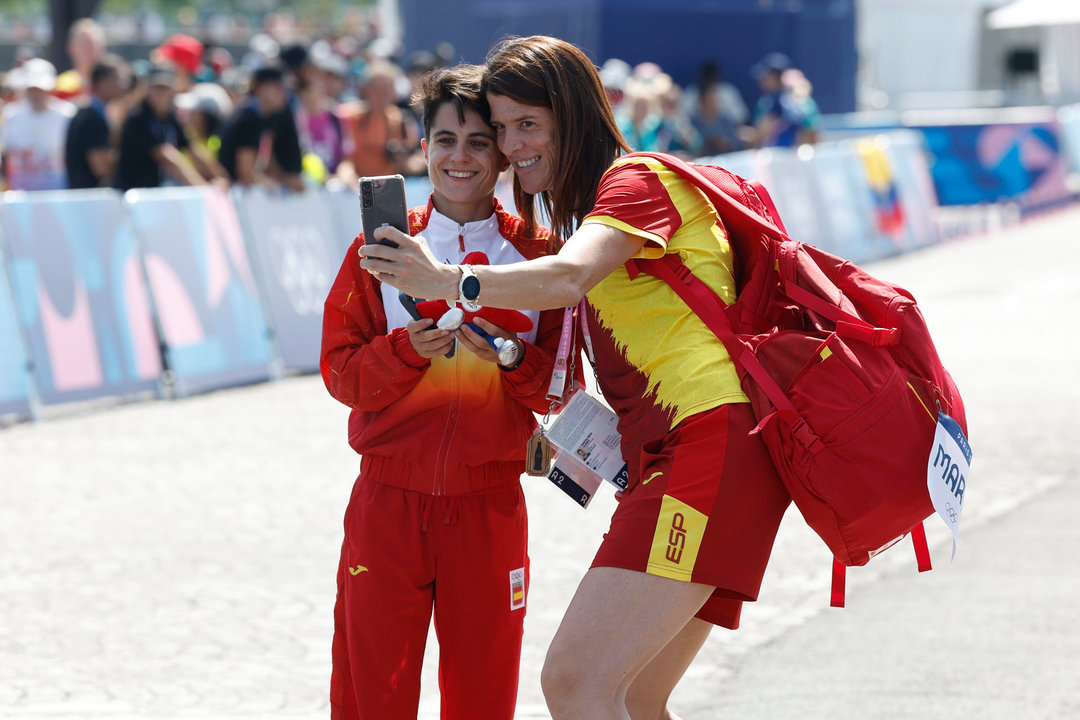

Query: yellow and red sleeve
left=582, top=161, right=683, bottom=258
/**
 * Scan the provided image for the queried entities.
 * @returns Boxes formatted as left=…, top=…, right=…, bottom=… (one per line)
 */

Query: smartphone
left=359, top=174, right=408, bottom=247
left=398, top=290, right=457, bottom=359
left=398, top=291, right=423, bottom=321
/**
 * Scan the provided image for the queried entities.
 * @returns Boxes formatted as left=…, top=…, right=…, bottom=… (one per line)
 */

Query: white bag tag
left=926, top=412, right=972, bottom=559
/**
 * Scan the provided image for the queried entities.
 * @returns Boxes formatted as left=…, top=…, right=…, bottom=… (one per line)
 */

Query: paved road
left=1, top=208, right=1078, bottom=718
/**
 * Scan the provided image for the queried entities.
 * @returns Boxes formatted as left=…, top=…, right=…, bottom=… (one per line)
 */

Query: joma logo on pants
left=666, top=512, right=687, bottom=563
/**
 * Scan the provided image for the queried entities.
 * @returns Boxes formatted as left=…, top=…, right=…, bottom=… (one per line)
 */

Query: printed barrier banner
left=802, top=143, right=884, bottom=263
left=0, top=190, right=161, bottom=406
left=1057, top=104, right=1080, bottom=177
left=696, top=135, right=940, bottom=264
left=0, top=135, right=950, bottom=420
left=755, top=148, right=830, bottom=250
left=125, top=187, right=273, bottom=397
left=404, top=176, right=435, bottom=210
left=327, top=188, right=363, bottom=255
left=235, top=188, right=343, bottom=373
left=920, top=119, right=1071, bottom=212
left=884, top=131, right=942, bottom=250
left=0, top=235, right=34, bottom=418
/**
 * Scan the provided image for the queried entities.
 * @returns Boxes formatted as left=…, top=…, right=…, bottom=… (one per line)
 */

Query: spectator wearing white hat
left=599, top=57, right=631, bottom=111
left=0, top=58, right=76, bottom=191
left=175, top=82, right=233, bottom=180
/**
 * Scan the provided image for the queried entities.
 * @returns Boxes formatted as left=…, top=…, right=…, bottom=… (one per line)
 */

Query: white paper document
left=545, top=391, right=629, bottom=491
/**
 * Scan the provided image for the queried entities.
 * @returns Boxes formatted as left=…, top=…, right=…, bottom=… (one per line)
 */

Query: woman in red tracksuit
left=320, top=65, right=563, bottom=720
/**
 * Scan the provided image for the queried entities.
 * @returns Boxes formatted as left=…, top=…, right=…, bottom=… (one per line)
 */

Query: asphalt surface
left=1, top=207, right=1078, bottom=719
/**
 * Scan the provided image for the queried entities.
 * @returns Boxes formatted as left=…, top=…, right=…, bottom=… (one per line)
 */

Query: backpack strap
left=911, top=521, right=932, bottom=573
left=830, top=559, right=847, bottom=608
left=831, top=523, right=933, bottom=608
left=634, top=253, right=823, bottom=456
left=746, top=178, right=789, bottom=236
left=624, top=151, right=790, bottom=241
left=625, top=152, right=903, bottom=347
left=775, top=242, right=901, bottom=347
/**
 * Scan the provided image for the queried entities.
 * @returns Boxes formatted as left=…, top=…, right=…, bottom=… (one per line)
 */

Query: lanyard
left=577, top=298, right=596, bottom=366
left=546, top=299, right=595, bottom=404
left=546, top=306, right=575, bottom=402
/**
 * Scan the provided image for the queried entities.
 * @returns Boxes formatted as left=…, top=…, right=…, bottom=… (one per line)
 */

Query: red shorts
left=591, top=402, right=790, bottom=629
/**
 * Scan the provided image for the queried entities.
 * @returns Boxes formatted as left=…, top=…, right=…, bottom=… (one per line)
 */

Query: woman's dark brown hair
left=483, top=36, right=630, bottom=240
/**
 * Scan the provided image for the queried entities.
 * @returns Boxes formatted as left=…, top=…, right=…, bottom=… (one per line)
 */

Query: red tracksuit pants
left=330, top=474, right=529, bottom=720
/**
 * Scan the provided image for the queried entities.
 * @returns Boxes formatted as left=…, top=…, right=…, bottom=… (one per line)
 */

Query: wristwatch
left=458, top=264, right=481, bottom=312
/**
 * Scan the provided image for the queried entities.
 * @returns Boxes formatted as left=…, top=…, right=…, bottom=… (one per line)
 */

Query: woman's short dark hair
left=410, top=64, right=490, bottom=140
left=483, top=35, right=630, bottom=240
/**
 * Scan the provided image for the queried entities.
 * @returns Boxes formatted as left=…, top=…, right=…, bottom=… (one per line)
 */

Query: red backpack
left=624, top=152, right=968, bottom=607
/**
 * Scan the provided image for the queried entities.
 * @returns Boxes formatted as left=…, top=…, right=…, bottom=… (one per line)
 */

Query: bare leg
left=541, top=566, right=715, bottom=720
left=625, top=618, right=712, bottom=720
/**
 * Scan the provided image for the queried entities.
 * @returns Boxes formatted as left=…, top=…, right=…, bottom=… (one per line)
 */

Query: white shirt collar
left=426, top=203, right=499, bottom=241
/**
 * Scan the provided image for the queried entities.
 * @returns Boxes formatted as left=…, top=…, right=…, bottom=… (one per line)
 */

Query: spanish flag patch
left=509, top=567, right=526, bottom=611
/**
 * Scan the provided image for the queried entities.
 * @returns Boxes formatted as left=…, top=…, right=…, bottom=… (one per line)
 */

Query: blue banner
left=125, top=187, right=273, bottom=397
left=920, top=120, right=1071, bottom=212
left=235, top=189, right=343, bottom=373
left=0, top=235, right=34, bottom=418
left=0, top=190, right=161, bottom=406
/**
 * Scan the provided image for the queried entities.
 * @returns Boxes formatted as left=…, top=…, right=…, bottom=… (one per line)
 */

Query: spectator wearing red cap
left=153, top=34, right=204, bottom=93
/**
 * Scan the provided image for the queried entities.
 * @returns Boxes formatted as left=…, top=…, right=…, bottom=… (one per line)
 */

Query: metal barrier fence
left=0, top=131, right=950, bottom=422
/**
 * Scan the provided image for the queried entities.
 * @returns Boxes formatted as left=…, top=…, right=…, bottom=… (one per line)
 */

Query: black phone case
left=398, top=291, right=423, bottom=321
left=359, top=175, right=408, bottom=246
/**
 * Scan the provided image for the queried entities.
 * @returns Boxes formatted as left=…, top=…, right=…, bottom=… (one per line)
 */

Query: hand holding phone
left=398, top=291, right=423, bottom=321
left=359, top=175, right=408, bottom=247
left=399, top=291, right=456, bottom=359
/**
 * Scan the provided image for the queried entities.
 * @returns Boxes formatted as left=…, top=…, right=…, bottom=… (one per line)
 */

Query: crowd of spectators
left=0, top=17, right=821, bottom=194
left=604, top=52, right=821, bottom=159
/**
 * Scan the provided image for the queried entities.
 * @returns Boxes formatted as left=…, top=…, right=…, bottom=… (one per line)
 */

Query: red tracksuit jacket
left=320, top=198, right=563, bottom=495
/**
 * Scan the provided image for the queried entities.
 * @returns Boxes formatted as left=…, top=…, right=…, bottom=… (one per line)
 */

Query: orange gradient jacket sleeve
left=320, top=235, right=432, bottom=413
